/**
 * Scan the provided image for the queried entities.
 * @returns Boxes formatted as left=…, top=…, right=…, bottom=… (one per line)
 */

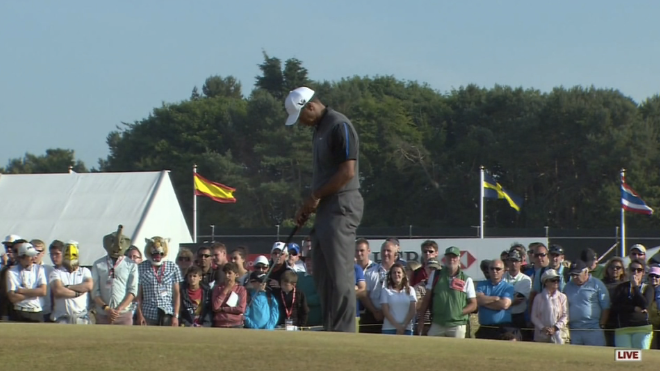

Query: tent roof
left=0, top=170, right=192, bottom=265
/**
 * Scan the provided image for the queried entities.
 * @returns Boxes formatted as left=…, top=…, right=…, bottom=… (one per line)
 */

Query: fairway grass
left=0, top=323, right=657, bottom=370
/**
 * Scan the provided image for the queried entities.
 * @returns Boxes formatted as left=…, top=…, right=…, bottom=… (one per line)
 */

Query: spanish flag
left=194, top=173, right=237, bottom=203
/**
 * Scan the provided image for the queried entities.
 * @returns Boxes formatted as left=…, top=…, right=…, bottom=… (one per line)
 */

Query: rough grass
left=0, top=323, right=657, bottom=370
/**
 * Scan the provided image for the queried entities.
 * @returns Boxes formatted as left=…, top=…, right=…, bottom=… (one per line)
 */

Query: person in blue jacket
left=245, top=271, right=280, bottom=330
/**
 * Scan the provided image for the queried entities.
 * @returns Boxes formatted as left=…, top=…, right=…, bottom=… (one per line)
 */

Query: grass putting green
left=1, top=323, right=657, bottom=370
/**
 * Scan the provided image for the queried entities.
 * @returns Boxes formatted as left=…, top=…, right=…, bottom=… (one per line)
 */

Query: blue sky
left=1, top=1, right=658, bottom=169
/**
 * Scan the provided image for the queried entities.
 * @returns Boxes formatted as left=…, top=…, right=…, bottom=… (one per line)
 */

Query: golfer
left=284, top=86, right=364, bottom=333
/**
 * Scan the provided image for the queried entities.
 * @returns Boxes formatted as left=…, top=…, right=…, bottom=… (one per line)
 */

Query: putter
left=245, top=224, right=301, bottom=310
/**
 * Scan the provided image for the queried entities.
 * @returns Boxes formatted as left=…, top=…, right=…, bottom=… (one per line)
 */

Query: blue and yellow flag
left=483, top=172, right=523, bottom=212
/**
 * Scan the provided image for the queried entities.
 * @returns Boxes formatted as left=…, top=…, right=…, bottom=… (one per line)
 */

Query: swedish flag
left=483, top=172, right=523, bottom=212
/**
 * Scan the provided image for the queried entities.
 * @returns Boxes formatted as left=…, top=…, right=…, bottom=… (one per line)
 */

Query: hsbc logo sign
left=441, top=251, right=477, bottom=269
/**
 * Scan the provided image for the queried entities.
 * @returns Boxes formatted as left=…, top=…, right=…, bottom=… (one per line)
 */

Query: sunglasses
left=535, top=253, right=547, bottom=258
left=199, top=254, right=211, bottom=259
left=255, top=265, right=268, bottom=270
left=547, top=278, right=560, bottom=283
left=177, top=257, right=190, bottom=262
left=650, top=275, right=660, bottom=279
left=610, top=266, right=623, bottom=270
left=489, top=267, right=503, bottom=271
left=630, top=267, right=644, bottom=273
left=290, top=251, right=298, bottom=256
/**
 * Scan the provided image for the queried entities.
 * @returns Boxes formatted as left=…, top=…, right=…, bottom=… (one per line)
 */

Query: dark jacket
left=273, top=287, right=309, bottom=327
left=179, top=282, right=212, bottom=327
left=611, top=281, right=654, bottom=329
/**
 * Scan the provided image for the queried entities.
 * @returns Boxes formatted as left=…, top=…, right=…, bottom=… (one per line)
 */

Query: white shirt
left=7, top=264, right=48, bottom=311
left=50, top=267, right=92, bottom=319
left=364, top=264, right=389, bottom=310
left=40, top=264, right=56, bottom=314
left=425, top=271, right=477, bottom=299
left=380, top=287, right=418, bottom=331
left=503, top=271, right=532, bottom=314
left=288, top=261, right=306, bottom=273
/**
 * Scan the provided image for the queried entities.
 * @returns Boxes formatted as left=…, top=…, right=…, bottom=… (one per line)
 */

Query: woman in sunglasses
left=645, top=266, right=660, bottom=349
left=610, top=259, right=654, bottom=349
left=530, top=269, right=569, bottom=344
left=601, top=257, right=626, bottom=346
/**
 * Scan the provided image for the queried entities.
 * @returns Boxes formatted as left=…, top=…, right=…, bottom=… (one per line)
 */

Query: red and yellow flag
left=194, top=173, right=237, bottom=203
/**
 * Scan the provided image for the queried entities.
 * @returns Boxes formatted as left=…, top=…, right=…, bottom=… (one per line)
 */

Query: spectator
left=30, top=239, right=54, bottom=323
left=244, top=272, right=279, bottom=330
left=286, top=243, right=306, bottom=273
left=602, top=257, right=626, bottom=346
left=0, top=237, right=25, bottom=320
left=125, top=245, right=143, bottom=324
left=410, top=259, right=440, bottom=336
left=212, top=262, right=247, bottom=328
left=610, top=259, right=654, bottom=349
left=296, top=257, right=321, bottom=327
left=211, top=242, right=228, bottom=271
left=91, top=229, right=138, bottom=326
left=274, top=270, right=308, bottom=329
left=355, top=238, right=375, bottom=274
left=49, top=240, right=64, bottom=270
left=500, top=251, right=509, bottom=261
left=136, top=237, right=182, bottom=326
left=49, top=240, right=93, bottom=324
left=503, top=250, right=532, bottom=339
left=267, top=242, right=293, bottom=289
left=2, top=235, right=22, bottom=269
left=6, top=242, right=47, bottom=322
left=530, top=269, right=569, bottom=344
left=563, top=260, right=610, bottom=346
left=179, top=265, right=212, bottom=327
left=229, top=246, right=249, bottom=285
left=418, top=247, right=476, bottom=338
left=175, top=248, right=194, bottom=277
left=410, top=240, right=439, bottom=286
left=547, top=245, right=569, bottom=291
left=355, top=261, right=367, bottom=332
left=581, top=248, right=605, bottom=280
left=252, top=255, right=269, bottom=275
left=360, top=240, right=398, bottom=333
left=380, top=263, right=417, bottom=335
left=528, top=243, right=550, bottom=316
left=646, top=266, right=660, bottom=349
left=195, top=246, right=216, bottom=287
left=480, top=259, right=492, bottom=281
left=475, top=259, right=515, bottom=340
left=523, top=243, right=537, bottom=277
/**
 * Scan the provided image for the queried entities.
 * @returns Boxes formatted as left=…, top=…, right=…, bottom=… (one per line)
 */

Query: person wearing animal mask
left=136, top=237, right=182, bottom=326
left=50, top=241, right=93, bottom=324
left=91, top=226, right=139, bottom=325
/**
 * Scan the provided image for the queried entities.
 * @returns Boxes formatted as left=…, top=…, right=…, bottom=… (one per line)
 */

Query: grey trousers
left=311, top=190, right=364, bottom=333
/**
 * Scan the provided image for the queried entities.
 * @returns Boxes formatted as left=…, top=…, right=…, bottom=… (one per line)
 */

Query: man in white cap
left=6, top=242, right=48, bottom=322
left=266, top=242, right=292, bottom=290
left=283, top=86, right=363, bottom=333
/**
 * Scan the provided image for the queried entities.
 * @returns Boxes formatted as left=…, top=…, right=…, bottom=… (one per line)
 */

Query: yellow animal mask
left=63, top=240, right=80, bottom=271
left=144, top=237, right=170, bottom=267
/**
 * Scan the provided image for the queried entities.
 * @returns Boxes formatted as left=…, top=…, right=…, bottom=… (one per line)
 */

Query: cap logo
left=298, top=99, right=306, bottom=107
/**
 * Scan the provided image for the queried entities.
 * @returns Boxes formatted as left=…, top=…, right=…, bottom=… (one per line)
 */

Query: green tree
left=2, top=149, right=88, bottom=174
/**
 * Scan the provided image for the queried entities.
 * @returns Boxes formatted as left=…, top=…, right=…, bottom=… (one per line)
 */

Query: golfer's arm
left=312, top=161, right=356, bottom=200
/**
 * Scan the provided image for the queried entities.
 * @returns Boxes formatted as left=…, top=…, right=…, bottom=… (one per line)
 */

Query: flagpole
left=193, top=164, right=198, bottom=243
left=480, top=166, right=485, bottom=239
left=620, top=168, right=625, bottom=257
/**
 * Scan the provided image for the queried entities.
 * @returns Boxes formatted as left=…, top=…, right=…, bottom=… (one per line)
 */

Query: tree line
left=3, top=51, right=660, bottom=231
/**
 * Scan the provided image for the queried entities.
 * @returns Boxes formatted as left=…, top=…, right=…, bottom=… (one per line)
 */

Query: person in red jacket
left=212, top=262, right=247, bottom=328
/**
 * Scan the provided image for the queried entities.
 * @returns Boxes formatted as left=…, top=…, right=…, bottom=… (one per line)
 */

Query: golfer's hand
left=296, top=195, right=320, bottom=226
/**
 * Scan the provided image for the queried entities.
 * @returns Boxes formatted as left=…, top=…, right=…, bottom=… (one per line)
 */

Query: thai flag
left=621, top=180, right=654, bottom=215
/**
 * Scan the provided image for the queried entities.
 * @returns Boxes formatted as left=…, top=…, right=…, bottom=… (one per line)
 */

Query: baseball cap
left=426, top=259, right=441, bottom=270
left=541, top=269, right=560, bottom=283
left=630, top=244, right=647, bottom=254
left=549, top=245, right=564, bottom=256
left=580, top=248, right=598, bottom=263
left=16, top=242, right=38, bottom=258
left=507, top=250, right=522, bottom=262
left=284, top=87, right=315, bottom=126
left=271, top=242, right=287, bottom=254
left=445, top=246, right=460, bottom=256
left=2, top=235, right=22, bottom=244
left=648, top=266, right=660, bottom=276
left=569, top=260, right=588, bottom=275
left=287, top=243, right=300, bottom=255
left=254, top=255, right=269, bottom=266
left=249, top=271, right=266, bottom=283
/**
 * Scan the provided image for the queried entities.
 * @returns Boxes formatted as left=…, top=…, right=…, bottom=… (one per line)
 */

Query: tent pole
left=193, top=164, right=198, bottom=243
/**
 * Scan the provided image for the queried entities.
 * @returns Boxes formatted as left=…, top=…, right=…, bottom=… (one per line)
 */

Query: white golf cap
left=271, top=242, right=287, bottom=254
left=254, top=255, right=269, bottom=266
left=2, top=235, right=22, bottom=244
left=284, top=87, right=315, bottom=126
left=630, top=244, right=647, bottom=253
left=16, top=242, right=38, bottom=258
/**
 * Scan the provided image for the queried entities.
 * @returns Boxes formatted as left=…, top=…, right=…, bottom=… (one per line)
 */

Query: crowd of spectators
left=1, top=232, right=660, bottom=350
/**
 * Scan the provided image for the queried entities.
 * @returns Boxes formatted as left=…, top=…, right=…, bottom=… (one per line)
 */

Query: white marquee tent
left=0, top=170, right=192, bottom=266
